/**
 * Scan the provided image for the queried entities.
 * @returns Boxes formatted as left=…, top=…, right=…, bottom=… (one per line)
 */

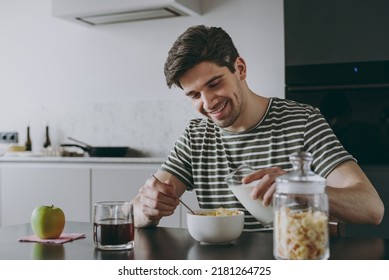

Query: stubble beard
left=211, top=84, right=244, bottom=129
left=213, top=100, right=240, bottom=128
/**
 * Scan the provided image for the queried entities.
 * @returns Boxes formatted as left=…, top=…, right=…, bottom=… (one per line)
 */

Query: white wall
left=0, top=0, right=284, bottom=157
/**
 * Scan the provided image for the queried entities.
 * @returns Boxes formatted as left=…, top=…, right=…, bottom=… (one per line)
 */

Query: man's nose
left=202, top=93, right=217, bottom=111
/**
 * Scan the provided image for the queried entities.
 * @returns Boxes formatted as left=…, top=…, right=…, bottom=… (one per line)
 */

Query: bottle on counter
left=273, top=151, right=329, bottom=260
left=25, top=126, right=32, bottom=151
left=43, top=126, right=51, bottom=148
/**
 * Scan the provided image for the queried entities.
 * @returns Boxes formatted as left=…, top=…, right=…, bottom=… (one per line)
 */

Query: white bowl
left=186, top=209, right=244, bottom=244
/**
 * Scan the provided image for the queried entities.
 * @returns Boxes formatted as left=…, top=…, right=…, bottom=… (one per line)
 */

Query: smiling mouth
left=206, top=100, right=228, bottom=114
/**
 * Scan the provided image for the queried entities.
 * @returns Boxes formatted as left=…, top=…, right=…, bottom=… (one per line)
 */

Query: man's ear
left=235, top=57, right=247, bottom=79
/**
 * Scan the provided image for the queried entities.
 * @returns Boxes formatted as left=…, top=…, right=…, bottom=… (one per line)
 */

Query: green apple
left=31, top=205, right=65, bottom=239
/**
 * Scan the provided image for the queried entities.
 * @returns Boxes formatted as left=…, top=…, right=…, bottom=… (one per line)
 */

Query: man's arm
left=131, top=170, right=187, bottom=228
left=245, top=160, right=384, bottom=225
left=325, top=160, right=384, bottom=225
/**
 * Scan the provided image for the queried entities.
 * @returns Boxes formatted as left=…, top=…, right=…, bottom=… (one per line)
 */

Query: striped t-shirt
left=161, top=97, right=355, bottom=231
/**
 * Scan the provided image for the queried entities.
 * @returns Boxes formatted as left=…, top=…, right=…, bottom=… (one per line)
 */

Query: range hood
left=52, top=0, right=202, bottom=26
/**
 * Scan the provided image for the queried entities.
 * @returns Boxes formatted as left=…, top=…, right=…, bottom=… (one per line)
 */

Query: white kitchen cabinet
left=91, top=164, right=184, bottom=227
left=0, top=165, right=90, bottom=227
left=91, top=164, right=199, bottom=228
left=0, top=158, right=199, bottom=229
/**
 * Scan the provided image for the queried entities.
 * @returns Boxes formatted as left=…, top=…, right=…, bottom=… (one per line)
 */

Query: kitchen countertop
left=0, top=156, right=165, bottom=164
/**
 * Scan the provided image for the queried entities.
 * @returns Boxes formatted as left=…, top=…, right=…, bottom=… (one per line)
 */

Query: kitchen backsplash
left=0, top=98, right=198, bottom=157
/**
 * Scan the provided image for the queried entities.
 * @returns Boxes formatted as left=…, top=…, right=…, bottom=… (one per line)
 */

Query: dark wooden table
left=1, top=222, right=388, bottom=260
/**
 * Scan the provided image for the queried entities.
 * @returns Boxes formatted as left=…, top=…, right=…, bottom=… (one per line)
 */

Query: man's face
left=179, top=59, right=246, bottom=131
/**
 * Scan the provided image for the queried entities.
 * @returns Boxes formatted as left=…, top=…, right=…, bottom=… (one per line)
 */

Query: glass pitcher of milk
left=225, top=163, right=274, bottom=226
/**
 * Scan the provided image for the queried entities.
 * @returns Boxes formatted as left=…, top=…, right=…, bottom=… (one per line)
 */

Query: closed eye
left=208, top=80, right=221, bottom=88
left=187, top=92, right=201, bottom=99
left=185, top=74, right=224, bottom=99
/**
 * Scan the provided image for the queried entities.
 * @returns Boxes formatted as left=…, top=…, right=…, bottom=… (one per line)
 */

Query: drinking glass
left=93, top=201, right=134, bottom=251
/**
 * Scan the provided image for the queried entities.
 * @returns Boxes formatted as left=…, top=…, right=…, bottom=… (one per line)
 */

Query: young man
left=133, top=25, right=384, bottom=231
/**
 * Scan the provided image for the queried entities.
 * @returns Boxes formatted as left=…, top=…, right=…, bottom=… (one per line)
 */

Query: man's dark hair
left=164, top=25, right=240, bottom=89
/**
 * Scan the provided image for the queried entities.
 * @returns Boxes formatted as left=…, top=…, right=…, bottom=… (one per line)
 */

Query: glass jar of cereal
left=273, top=151, right=329, bottom=260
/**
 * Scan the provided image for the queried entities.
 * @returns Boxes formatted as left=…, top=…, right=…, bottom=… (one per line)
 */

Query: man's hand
left=136, top=176, right=179, bottom=226
left=242, top=167, right=286, bottom=207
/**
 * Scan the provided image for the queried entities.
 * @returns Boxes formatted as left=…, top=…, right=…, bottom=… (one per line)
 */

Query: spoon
left=152, top=174, right=195, bottom=215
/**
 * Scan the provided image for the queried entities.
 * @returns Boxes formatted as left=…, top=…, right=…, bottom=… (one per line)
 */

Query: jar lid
left=275, top=151, right=326, bottom=194
left=276, top=181, right=326, bottom=194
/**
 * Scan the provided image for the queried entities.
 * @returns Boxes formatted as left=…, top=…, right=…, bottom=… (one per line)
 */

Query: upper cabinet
left=284, top=0, right=389, bottom=66
left=51, top=0, right=202, bottom=26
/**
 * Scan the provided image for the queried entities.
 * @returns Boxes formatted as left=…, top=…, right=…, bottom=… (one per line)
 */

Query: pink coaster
left=19, top=233, right=86, bottom=244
